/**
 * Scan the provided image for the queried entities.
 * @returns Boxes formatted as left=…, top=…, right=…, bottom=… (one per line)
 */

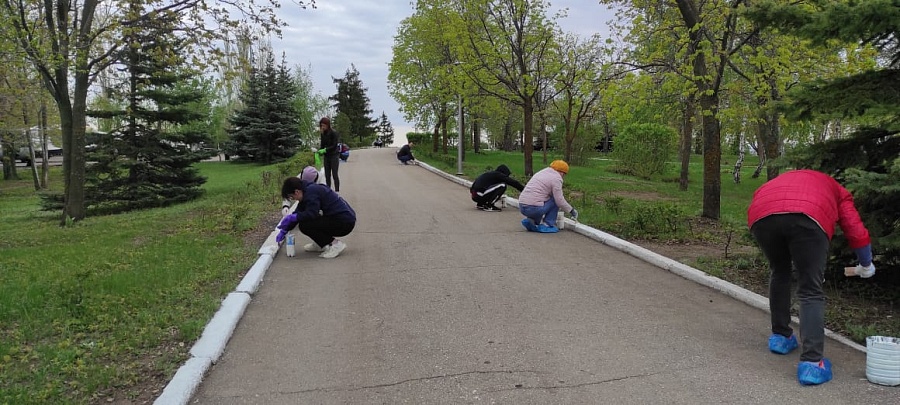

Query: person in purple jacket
left=277, top=177, right=356, bottom=259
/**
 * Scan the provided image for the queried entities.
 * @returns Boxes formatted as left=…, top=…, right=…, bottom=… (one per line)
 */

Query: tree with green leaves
left=330, top=64, right=376, bottom=145
left=454, top=0, right=559, bottom=176
left=553, top=32, right=608, bottom=162
left=389, top=0, right=461, bottom=154
left=293, top=63, right=330, bottom=150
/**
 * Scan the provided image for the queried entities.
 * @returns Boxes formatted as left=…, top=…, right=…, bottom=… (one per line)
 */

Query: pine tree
left=226, top=52, right=300, bottom=163
left=330, top=64, right=377, bottom=144
left=375, top=111, right=395, bottom=145
left=85, top=10, right=211, bottom=214
left=750, top=1, right=900, bottom=276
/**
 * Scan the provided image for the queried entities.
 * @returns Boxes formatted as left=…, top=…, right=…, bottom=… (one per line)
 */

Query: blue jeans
left=520, top=199, right=559, bottom=227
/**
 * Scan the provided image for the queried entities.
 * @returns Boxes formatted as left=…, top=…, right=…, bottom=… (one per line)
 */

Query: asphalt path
left=189, top=147, right=896, bottom=404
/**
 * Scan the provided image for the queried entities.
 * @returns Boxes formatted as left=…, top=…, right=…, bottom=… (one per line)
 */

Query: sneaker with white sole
left=320, top=240, right=346, bottom=259
left=303, top=242, right=324, bottom=252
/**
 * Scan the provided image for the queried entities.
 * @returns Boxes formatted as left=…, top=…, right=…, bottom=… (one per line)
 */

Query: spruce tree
left=375, top=111, right=395, bottom=145
left=85, top=11, right=211, bottom=214
left=330, top=64, right=377, bottom=144
left=226, top=52, right=300, bottom=163
left=749, top=1, right=900, bottom=276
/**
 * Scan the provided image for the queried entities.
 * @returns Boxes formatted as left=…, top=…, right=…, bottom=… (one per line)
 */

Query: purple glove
left=276, top=229, right=288, bottom=244
left=277, top=213, right=298, bottom=231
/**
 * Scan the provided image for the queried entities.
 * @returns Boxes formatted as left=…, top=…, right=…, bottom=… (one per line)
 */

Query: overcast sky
left=271, top=1, right=616, bottom=145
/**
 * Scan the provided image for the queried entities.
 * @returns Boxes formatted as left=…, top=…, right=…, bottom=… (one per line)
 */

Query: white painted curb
left=417, top=162, right=866, bottom=354
left=154, top=357, right=212, bottom=405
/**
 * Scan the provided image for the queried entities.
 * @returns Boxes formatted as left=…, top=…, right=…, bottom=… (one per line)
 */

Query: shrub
left=611, top=123, right=677, bottom=179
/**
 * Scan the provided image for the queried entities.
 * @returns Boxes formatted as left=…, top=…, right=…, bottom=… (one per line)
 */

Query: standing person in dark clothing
left=397, top=141, right=417, bottom=165
left=747, top=169, right=874, bottom=385
left=277, top=177, right=356, bottom=259
left=470, top=164, right=524, bottom=212
left=318, top=117, right=341, bottom=192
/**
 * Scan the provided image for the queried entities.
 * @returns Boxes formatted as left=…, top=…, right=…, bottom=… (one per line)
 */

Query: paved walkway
left=169, top=148, right=895, bottom=404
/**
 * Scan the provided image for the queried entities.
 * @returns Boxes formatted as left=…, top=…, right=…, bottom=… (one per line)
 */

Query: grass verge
left=0, top=158, right=305, bottom=404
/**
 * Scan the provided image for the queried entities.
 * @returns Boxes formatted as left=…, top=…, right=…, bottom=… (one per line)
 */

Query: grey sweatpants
left=750, top=213, right=830, bottom=362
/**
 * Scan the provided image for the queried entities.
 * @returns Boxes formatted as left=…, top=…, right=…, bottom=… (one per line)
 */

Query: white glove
left=855, top=263, right=876, bottom=278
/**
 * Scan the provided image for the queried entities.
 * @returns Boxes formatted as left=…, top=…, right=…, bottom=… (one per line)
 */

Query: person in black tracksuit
left=469, top=164, right=524, bottom=212
left=318, top=117, right=341, bottom=191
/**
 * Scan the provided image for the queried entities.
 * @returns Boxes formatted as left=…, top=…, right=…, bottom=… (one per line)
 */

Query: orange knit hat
left=550, top=160, right=569, bottom=174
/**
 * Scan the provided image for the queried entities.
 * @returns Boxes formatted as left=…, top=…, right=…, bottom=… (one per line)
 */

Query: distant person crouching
left=397, top=141, right=417, bottom=165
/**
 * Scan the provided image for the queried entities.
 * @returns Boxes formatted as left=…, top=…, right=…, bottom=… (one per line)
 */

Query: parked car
left=17, top=136, right=63, bottom=165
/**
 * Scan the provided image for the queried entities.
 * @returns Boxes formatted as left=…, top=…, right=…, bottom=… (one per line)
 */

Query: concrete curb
left=416, top=162, right=867, bottom=354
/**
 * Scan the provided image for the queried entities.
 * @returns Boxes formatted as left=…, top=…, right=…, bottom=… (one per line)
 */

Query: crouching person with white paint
left=470, top=164, right=524, bottom=212
left=277, top=177, right=356, bottom=259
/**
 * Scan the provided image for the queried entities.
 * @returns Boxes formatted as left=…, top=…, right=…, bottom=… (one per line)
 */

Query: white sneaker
left=319, top=240, right=346, bottom=259
left=303, top=242, right=323, bottom=252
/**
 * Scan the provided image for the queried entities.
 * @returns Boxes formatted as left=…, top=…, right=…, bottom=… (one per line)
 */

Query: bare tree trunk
left=679, top=97, right=695, bottom=191
left=460, top=105, right=465, bottom=161
left=733, top=127, right=744, bottom=184
left=677, top=0, right=722, bottom=220
left=441, top=118, right=448, bottom=155
left=40, top=103, right=49, bottom=188
left=540, top=112, right=548, bottom=165
left=432, top=122, right=439, bottom=153
left=472, top=117, right=480, bottom=154
left=523, top=99, right=535, bottom=176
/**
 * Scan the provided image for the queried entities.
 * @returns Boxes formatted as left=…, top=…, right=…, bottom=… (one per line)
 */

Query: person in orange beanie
left=518, top=160, right=577, bottom=232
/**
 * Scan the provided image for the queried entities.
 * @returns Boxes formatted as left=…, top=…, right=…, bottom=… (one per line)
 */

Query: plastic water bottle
left=500, top=195, right=507, bottom=208
left=285, top=233, right=296, bottom=257
left=557, top=211, right=565, bottom=230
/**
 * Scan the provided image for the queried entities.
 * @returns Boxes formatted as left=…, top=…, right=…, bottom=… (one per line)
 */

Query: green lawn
left=0, top=160, right=293, bottom=404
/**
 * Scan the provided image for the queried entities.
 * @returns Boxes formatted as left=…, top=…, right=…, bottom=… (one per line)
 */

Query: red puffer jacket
left=747, top=170, right=870, bottom=248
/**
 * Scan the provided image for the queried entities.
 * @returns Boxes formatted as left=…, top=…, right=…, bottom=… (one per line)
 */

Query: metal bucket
left=866, top=336, right=900, bottom=386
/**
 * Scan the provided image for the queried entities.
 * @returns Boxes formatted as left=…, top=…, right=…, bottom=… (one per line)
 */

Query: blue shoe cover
left=521, top=218, right=538, bottom=232
left=768, top=334, right=798, bottom=354
left=798, top=358, right=832, bottom=385
left=536, top=224, right=559, bottom=233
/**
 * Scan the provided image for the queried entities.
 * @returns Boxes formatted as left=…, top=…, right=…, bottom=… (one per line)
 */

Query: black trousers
left=471, top=183, right=507, bottom=206
left=297, top=216, right=355, bottom=248
left=750, top=213, right=829, bottom=362
left=323, top=154, right=340, bottom=191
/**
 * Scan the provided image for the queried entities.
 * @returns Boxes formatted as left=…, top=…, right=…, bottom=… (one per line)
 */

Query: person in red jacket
left=747, top=169, right=874, bottom=386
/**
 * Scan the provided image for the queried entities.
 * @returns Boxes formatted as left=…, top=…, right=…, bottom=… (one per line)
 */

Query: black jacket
left=470, top=164, right=524, bottom=193
left=319, top=128, right=340, bottom=157
left=397, top=144, right=415, bottom=160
